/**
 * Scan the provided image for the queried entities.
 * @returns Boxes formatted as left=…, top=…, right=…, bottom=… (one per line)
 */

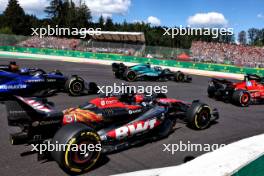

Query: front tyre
left=232, top=90, right=251, bottom=107
left=66, top=76, right=85, bottom=96
left=186, top=103, right=211, bottom=130
left=51, top=123, right=101, bottom=174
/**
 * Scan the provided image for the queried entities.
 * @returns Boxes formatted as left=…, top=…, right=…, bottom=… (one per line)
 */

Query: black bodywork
left=5, top=94, right=219, bottom=174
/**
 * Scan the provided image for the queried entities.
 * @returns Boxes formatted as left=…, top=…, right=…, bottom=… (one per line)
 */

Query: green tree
left=0, top=26, right=13, bottom=34
left=45, top=0, right=91, bottom=28
left=45, top=0, right=64, bottom=22
left=248, top=28, right=259, bottom=45
left=2, top=0, right=26, bottom=34
left=98, top=15, right=104, bottom=29
left=238, top=31, right=247, bottom=45
left=105, top=17, right=115, bottom=31
left=75, top=0, right=92, bottom=27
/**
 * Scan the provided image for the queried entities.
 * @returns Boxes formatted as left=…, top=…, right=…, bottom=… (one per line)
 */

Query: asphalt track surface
left=0, top=58, right=263, bottom=176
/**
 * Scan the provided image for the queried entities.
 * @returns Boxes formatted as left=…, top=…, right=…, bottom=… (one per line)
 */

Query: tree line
left=0, top=0, right=263, bottom=48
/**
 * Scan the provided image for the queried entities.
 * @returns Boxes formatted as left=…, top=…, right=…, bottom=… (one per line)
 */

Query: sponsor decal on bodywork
left=0, top=84, right=27, bottom=89
left=107, top=118, right=159, bottom=140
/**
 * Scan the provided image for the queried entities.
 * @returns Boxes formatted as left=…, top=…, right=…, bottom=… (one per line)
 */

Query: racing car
left=112, top=62, right=192, bottom=82
left=207, top=74, right=264, bottom=106
left=0, top=61, right=98, bottom=97
left=5, top=93, right=218, bottom=174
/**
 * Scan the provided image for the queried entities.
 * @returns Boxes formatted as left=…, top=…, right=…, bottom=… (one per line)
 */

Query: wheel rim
left=72, top=141, right=93, bottom=164
left=240, top=93, right=249, bottom=105
left=178, top=74, right=184, bottom=81
left=66, top=134, right=101, bottom=171
left=127, top=71, right=136, bottom=81
left=196, top=110, right=210, bottom=129
left=72, top=82, right=83, bottom=93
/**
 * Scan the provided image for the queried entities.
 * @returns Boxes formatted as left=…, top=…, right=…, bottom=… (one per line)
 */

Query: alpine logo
left=107, top=119, right=159, bottom=140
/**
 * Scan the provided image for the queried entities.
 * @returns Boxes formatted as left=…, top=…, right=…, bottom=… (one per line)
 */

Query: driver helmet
left=9, top=61, right=19, bottom=72
left=146, top=62, right=151, bottom=68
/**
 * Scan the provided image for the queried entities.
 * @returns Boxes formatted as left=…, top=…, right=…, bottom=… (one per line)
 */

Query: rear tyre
left=112, top=63, right=119, bottom=72
left=125, top=70, right=137, bottom=82
left=51, top=123, right=101, bottom=174
left=88, top=82, right=98, bottom=94
left=186, top=103, right=211, bottom=130
left=114, top=71, right=121, bottom=79
left=174, top=71, right=184, bottom=82
left=232, top=90, right=251, bottom=107
left=157, top=119, right=175, bottom=138
left=207, top=85, right=216, bottom=98
left=65, top=76, right=85, bottom=96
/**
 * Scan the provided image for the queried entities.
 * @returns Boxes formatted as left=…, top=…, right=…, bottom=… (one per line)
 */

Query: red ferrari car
left=208, top=74, right=264, bottom=106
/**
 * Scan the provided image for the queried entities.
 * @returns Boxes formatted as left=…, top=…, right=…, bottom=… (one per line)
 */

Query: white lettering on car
left=114, top=119, right=157, bottom=140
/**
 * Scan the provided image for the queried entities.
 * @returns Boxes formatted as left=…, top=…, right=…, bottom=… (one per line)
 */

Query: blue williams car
left=112, top=63, right=192, bottom=82
left=0, top=62, right=98, bottom=98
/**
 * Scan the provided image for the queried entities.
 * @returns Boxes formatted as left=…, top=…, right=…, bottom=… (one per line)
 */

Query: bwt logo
left=108, top=119, right=158, bottom=140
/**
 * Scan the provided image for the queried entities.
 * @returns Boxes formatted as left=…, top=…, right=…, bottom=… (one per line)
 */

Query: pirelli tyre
left=111, top=63, right=120, bottom=72
left=186, top=102, right=211, bottom=130
left=174, top=71, right=184, bottom=82
left=88, top=82, right=99, bottom=94
left=157, top=119, right=176, bottom=138
left=114, top=71, right=121, bottom=79
left=65, top=76, right=85, bottom=96
left=207, top=84, right=216, bottom=98
left=232, top=90, right=251, bottom=107
left=51, top=123, right=101, bottom=174
left=125, top=70, right=137, bottom=82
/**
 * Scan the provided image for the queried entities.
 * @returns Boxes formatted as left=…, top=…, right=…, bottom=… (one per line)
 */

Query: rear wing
left=16, top=96, right=53, bottom=113
left=210, top=78, right=233, bottom=84
left=5, top=96, right=63, bottom=144
left=112, top=63, right=127, bottom=72
left=5, top=96, right=61, bottom=127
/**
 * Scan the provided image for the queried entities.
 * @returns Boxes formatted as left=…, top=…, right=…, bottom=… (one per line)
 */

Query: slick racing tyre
left=186, top=103, right=211, bottom=130
left=112, top=63, right=120, bottom=72
left=88, top=82, right=99, bottom=94
left=207, top=84, right=216, bottom=98
left=125, top=70, right=137, bottom=82
left=157, top=119, right=175, bottom=138
left=232, top=90, right=251, bottom=107
left=174, top=71, right=184, bottom=82
left=51, top=123, right=101, bottom=174
left=114, top=71, right=120, bottom=78
left=66, top=76, right=85, bottom=96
